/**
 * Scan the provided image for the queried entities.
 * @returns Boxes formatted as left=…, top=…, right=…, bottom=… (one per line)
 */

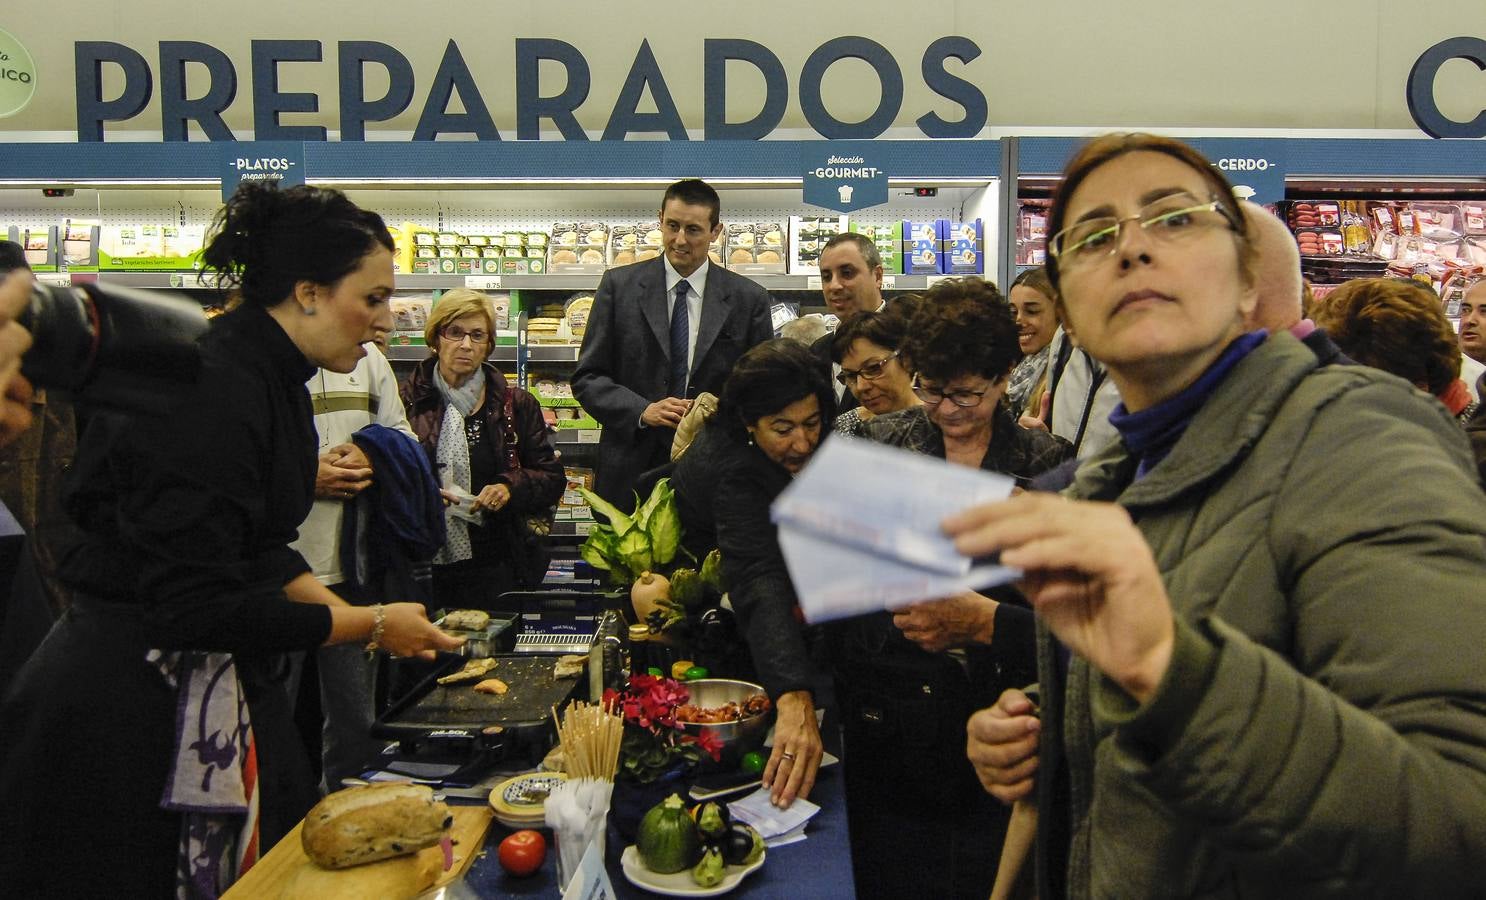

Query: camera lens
left=17, top=283, right=97, bottom=392
left=16, top=281, right=208, bottom=414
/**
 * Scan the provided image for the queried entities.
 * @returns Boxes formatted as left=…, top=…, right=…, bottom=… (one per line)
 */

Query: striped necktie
left=670, top=280, right=690, bottom=398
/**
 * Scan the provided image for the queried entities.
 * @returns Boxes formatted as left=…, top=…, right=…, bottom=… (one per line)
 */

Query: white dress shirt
left=663, top=256, right=708, bottom=374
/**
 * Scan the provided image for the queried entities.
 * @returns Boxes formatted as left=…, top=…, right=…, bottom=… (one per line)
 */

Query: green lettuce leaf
left=580, top=487, right=634, bottom=536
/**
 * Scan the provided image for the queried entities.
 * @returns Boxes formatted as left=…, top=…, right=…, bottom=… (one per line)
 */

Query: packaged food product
left=1397, top=208, right=1418, bottom=236
left=565, top=294, right=594, bottom=337
left=1464, top=204, right=1486, bottom=235
left=902, top=220, right=943, bottom=274
left=942, top=219, right=984, bottom=274
left=1411, top=203, right=1463, bottom=242
left=788, top=215, right=848, bottom=274
left=1371, top=230, right=1399, bottom=261
left=1294, top=230, right=1322, bottom=256
left=1341, top=203, right=1370, bottom=255
left=849, top=221, right=903, bottom=274
left=390, top=297, right=432, bottom=333
left=729, top=223, right=786, bottom=272
left=490, top=293, right=512, bottom=330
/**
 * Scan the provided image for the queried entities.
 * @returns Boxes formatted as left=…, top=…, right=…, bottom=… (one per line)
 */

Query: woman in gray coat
left=953, top=134, right=1486, bottom=899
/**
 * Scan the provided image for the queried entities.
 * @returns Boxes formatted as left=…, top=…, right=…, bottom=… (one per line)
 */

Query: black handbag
left=500, top=390, right=555, bottom=588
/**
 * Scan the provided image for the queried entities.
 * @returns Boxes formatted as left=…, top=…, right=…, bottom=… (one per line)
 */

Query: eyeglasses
left=837, top=351, right=900, bottom=386
left=1048, top=195, right=1238, bottom=270
left=441, top=325, right=490, bottom=344
left=911, top=374, right=993, bottom=408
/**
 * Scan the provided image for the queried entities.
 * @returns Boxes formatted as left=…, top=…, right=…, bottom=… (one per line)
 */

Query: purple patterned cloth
left=150, top=650, right=259, bottom=900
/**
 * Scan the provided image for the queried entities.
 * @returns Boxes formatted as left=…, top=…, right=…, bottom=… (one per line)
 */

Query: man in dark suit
left=811, top=232, right=885, bottom=416
left=573, top=179, right=773, bottom=509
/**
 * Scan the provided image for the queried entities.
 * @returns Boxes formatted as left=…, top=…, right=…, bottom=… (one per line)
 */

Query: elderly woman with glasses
left=951, top=134, right=1486, bottom=899
left=830, top=294, right=921, bottom=436
left=830, top=279, right=1069, bottom=900
left=401, top=289, right=565, bottom=610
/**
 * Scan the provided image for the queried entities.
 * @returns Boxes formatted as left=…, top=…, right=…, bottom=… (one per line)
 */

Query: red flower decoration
left=682, top=727, right=725, bottom=762
left=612, top=673, right=715, bottom=781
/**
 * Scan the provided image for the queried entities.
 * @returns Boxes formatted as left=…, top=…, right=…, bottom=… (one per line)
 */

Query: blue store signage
left=802, top=142, right=888, bottom=213
left=221, top=141, right=306, bottom=200
left=1191, top=139, right=1287, bottom=207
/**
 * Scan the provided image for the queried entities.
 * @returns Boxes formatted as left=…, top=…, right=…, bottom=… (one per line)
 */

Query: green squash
left=637, top=793, right=702, bottom=874
left=691, top=846, right=726, bottom=888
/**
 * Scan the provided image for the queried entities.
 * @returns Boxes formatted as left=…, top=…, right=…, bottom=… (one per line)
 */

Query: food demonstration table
left=455, top=759, right=855, bottom=898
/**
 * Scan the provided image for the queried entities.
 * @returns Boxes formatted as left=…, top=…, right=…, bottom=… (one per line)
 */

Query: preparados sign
left=76, top=36, right=989, bottom=142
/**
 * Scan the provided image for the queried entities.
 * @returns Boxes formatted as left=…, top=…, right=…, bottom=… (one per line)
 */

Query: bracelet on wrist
left=364, top=604, right=386, bottom=655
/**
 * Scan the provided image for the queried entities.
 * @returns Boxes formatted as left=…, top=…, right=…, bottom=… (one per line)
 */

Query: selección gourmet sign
left=802, top=143, right=889, bottom=212
left=0, top=27, right=36, bottom=119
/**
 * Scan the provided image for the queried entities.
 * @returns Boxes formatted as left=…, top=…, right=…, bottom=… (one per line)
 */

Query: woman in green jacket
left=951, top=133, right=1486, bottom=898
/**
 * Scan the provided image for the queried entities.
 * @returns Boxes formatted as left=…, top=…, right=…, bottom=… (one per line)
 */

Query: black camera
left=17, top=281, right=208, bottom=415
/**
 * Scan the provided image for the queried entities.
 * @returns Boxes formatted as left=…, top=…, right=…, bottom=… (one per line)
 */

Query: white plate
left=619, top=845, right=765, bottom=897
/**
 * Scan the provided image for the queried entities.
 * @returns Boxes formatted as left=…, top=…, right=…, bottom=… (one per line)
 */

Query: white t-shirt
left=290, top=345, right=415, bottom=586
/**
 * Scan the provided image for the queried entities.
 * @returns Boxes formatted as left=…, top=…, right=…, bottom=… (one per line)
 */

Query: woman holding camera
left=0, top=184, right=462, bottom=899
left=954, top=134, right=1486, bottom=898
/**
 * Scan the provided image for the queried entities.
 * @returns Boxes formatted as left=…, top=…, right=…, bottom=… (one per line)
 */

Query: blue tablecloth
left=460, top=761, right=855, bottom=899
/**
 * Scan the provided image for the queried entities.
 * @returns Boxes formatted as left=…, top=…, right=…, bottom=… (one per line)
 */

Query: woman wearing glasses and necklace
left=831, top=296, right=921, bottom=436
left=954, top=134, right=1486, bottom=898
left=830, top=279, right=1069, bottom=900
left=402, top=289, right=565, bottom=611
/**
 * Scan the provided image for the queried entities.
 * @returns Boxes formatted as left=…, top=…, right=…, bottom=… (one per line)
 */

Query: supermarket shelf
left=527, top=345, right=582, bottom=363
left=551, top=429, right=602, bottom=445
left=71, top=270, right=967, bottom=293
left=550, top=521, right=596, bottom=538
left=90, top=271, right=213, bottom=289
left=394, top=273, right=602, bottom=292
left=382, top=344, right=518, bottom=363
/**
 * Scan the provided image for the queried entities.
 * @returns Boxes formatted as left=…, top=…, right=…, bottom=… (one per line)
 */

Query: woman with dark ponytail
left=0, top=183, right=462, bottom=899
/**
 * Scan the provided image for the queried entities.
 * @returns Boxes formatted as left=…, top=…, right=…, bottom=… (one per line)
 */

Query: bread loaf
left=301, top=783, right=453, bottom=870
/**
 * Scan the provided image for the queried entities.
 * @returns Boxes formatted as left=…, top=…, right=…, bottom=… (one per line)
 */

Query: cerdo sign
left=74, top=36, right=988, bottom=142
left=0, top=27, right=37, bottom=119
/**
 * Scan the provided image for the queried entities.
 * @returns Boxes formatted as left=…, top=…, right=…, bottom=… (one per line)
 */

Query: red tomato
left=498, top=829, right=547, bottom=877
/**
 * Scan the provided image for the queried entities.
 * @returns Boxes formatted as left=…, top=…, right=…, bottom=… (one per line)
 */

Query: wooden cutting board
left=223, top=804, right=493, bottom=899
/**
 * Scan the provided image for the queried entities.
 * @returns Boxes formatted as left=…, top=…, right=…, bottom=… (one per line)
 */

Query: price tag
left=881, top=275, right=896, bottom=290
left=465, top=275, right=502, bottom=290
left=575, top=522, right=594, bottom=537
left=806, top=276, right=822, bottom=291
left=35, top=272, right=71, bottom=288
left=167, top=273, right=209, bottom=289
left=577, top=429, right=601, bottom=444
